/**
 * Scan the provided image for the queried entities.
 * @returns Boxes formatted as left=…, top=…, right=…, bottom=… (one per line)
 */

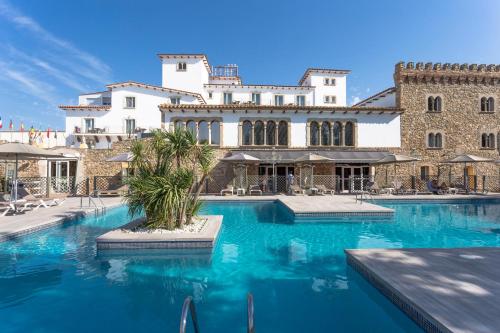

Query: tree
left=124, top=128, right=215, bottom=230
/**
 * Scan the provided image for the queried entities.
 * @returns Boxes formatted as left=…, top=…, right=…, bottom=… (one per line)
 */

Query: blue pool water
left=1, top=200, right=500, bottom=332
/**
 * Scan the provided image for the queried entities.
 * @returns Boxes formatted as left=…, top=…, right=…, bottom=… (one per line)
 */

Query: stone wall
left=393, top=61, right=500, bottom=179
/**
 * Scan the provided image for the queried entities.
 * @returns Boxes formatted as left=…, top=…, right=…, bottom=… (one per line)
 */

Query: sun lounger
left=220, top=185, right=235, bottom=196
left=316, top=184, right=334, bottom=195
left=96, top=184, right=129, bottom=197
left=0, top=202, right=14, bottom=216
left=249, top=185, right=262, bottom=196
left=289, top=185, right=305, bottom=195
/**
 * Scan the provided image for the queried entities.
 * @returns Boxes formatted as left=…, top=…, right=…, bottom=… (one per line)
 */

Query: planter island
left=96, top=215, right=223, bottom=250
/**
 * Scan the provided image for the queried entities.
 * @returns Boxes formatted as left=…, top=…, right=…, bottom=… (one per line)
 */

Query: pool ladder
left=179, top=293, right=255, bottom=333
left=80, top=195, right=106, bottom=215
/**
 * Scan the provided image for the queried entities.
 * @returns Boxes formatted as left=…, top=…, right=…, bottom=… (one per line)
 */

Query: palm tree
left=124, top=128, right=215, bottom=230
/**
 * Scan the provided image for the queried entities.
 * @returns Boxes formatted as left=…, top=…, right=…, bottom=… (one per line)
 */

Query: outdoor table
left=236, top=188, right=246, bottom=196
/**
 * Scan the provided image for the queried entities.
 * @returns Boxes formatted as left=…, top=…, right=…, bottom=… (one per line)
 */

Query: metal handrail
left=179, top=296, right=200, bottom=333
left=247, top=293, right=255, bottom=333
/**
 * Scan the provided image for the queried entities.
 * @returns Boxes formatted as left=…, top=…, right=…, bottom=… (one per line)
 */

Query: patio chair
left=426, top=180, right=444, bottom=195
left=220, top=185, right=235, bottom=196
left=316, top=184, right=335, bottom=195
left=289, top=185, right=305, bottom=195
left=249, top=185, right=262, bottom=196
left=365, top=181, right=380, bottom=195
left=391, top=180, right=403, bottom=195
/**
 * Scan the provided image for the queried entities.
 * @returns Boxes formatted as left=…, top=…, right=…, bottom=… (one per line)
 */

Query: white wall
left=308, top=73, right=347, bottom=106
left=161, top=57, right=209, bottom=94
left=358, top=91, right=396, bottom=108
left=0, top=131, right=66, bottom=147
left=203, top=86, right=314, bottom=106
left=163, top=110, right=400, bottom=148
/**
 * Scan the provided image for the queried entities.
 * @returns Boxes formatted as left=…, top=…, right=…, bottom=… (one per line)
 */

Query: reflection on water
left=0, top=201, right=499, bottom=332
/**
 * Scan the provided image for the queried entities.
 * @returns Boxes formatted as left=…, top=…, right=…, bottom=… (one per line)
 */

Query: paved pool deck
left=346, top=247, right=500, bottom=333
left=203, top=194, right=395, bottom=217
left=0, top=196, right=123, bottom=242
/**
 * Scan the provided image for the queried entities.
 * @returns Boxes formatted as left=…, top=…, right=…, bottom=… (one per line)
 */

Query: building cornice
left=395, top=62, right=500, bottom=85
left=157, top=53, right=212, bottom=74
left=203, top=83, right=315, bottom=90
left=159, top=103, right=404, bottom=115
left=299, top=68, right=351, bottom=86
left=59, top=105, right=111, bottom=111
left=106, top=81, right=206, bottom=104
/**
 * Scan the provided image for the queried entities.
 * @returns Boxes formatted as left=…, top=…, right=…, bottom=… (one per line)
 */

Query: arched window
left=428, top=133, right=435, bottom=148
left=174, top=120, right=184, bottom=129
left=254, top=120, right=264, bottom=145
left=344, top=122, right=354, bottom=146
left=489, top=133, right=495, bottom=148
left=198, top=121, right=209, bottom=144
left=310, top=121, right=319, bottom=146
left=186, top=121, right=196, bottom=138
left=278, top=121, right=288, bottom=146
left=481, top=97, right=488, bottom=111
left=333, top=122, right=342, bottom=146
left=487, top=97, right=495, bottom=112
left=266, top=121, right=276, bottom=145
left=434, top=96, right=442, bottom=112
left=242, top=120, right=252, bottom=145
left=427, top=96, right=434, bottom=111
left=321, top=121, right=331, bottom=146
left=210, top=121, right=220, bottom=145
left=435, top=133, right=442, bottom=148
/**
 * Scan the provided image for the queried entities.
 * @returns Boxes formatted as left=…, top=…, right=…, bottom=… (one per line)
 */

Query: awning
left=230, top=150, right=390, bottom=164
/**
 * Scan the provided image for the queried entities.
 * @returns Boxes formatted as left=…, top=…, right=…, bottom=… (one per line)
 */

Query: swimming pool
left=1, top=200, right=500, bottom=332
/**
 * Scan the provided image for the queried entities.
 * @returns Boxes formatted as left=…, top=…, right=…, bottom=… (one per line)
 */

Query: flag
left=47, top=127, right=51, bottom=138
left=0, top=117, right=3, bottom=129
left=20, top=122, right=24, bottom=132
left=54, top=130, right=58, bottom=139
left=9, top=119, right=13, bottom=130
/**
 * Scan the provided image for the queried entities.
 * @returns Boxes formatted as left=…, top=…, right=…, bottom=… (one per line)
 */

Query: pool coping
left=0, top=201, right=124, bottom=243
left=96, top=215, right=223, bottom=250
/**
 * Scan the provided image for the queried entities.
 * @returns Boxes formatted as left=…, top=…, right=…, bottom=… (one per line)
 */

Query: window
left=324, top=78, right=336, bottom=86
left=125, top=96, right=136, bottom=108
left=310, top=121, right=320, bottom=146
left=420, top=166, right=430, bottom=180
left=344, top=122, right=354, bottom=146
left=102, top=97, right=111, bottom=106
left=296, top=95, right=306, bottom=106
left=177, top=62, right=187, bottom=71
left=186, top=120, right=196, bottom=138
left=254, top=121, right=264, bottom=145
left=242, top=120, right=252, bottom=145
left=266, top=121, right=276, bottom=145
left=125, top=119, right=136, bottom=134
left=84, top=118, right=94, bottom=133
left=428, top=132, right=443, bottom=148
left=427, top=96, right=442, bottom=112
left=174, top=120, right=184, bottom=129
left=333, top=122, right=342, bottom=146
left=252, top=93, right=261, bottom=105
left=321, top=121, right=331, bottom=146
left=208, top=92, right=213, bottom=99
left=324, top=96, right=336, bottom=104
left=274, top=95, right=284, bottom=106
left=198, top=121, right=209, bottom=144
left=223, top=92, right=233, bottom=105
left=210, top=121, right=220, bottom=145
left=278, top=121, right=288, bottom=146
left=170, top=97, right=181, bottom=105
left=481, top=133, right=495, bottom=148
left=481, top=97, right=495, bottom=112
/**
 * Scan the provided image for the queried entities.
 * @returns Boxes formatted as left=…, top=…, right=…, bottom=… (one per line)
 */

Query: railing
left=247, top=293, right=255, bottom=333
left=179, top=296, right=200, bottom=333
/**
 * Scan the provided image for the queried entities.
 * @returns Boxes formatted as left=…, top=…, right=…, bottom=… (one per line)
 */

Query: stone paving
left=346, top=247, right=500, bottom=333
left=0, top=196, right=123, bottom=242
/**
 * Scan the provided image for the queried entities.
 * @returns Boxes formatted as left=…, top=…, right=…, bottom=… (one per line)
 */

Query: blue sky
left=0, top=0, right=499, bottom=130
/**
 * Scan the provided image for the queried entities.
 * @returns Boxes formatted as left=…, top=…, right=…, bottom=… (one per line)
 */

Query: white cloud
left=350, top=96, right=361, bottom=106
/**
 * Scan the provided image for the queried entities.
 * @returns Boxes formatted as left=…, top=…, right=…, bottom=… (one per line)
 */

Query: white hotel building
left=60, top=54, right=402, bottom=191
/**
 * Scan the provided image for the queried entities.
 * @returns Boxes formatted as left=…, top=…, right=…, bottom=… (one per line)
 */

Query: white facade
left=60, top=53, right=401, bottom=150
